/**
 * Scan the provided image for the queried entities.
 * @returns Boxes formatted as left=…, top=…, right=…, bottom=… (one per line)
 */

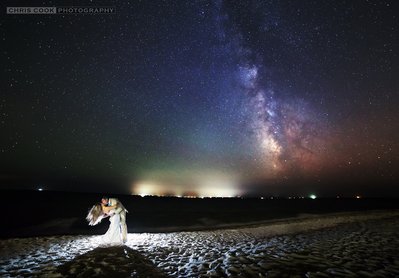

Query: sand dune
left=1, top=210, right=399, bottom=277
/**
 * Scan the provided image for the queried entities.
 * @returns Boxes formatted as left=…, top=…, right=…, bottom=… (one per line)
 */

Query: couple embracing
left=86, top=197, right=128, bottom=245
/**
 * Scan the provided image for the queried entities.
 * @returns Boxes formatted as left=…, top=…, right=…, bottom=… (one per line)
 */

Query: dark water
left=2, top=190, right=399, bottom=238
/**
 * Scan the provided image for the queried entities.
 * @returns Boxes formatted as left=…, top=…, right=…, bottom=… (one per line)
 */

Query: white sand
left=1, top=210, right=399, bottom=277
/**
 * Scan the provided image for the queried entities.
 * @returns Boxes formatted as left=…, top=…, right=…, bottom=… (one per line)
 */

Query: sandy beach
left=1, top=210, right=399, bottom=277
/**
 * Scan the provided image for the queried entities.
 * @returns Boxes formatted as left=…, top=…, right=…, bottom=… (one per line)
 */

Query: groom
left=101, top=197, right=128, bottom=243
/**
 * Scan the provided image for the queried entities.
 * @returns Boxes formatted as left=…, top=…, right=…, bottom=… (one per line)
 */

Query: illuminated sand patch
left=1, top=211, right=399, bottom=277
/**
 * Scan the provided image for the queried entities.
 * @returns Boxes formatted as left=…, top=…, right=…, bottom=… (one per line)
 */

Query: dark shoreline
left=3, top=189, right=399, bottom=239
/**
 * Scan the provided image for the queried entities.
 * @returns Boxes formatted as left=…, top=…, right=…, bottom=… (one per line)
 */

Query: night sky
left=1, top=0, right=398, bottom=196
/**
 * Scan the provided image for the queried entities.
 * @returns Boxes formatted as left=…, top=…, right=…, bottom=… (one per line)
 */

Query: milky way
left=215, top=3, right=334, bottom=183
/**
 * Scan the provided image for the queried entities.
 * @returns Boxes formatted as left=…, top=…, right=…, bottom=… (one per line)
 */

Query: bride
left=86, top=203, right=124, bottom=245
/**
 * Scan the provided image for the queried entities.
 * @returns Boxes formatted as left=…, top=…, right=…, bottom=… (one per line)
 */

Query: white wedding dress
left=102, top=211, right=124, bottom=245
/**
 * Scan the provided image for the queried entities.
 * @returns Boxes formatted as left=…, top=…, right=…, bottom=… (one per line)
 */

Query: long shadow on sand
left=54, top=246, right=168, bottom=277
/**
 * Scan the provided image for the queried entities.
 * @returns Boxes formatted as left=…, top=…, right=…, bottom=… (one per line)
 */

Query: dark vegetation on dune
left=2, top=190, right=399, bottom=238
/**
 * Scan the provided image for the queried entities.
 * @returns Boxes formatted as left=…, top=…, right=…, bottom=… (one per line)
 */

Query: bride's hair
left=86, top=203, right=104, bottom=226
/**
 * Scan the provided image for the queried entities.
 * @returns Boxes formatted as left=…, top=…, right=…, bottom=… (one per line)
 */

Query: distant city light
left=356, top=195, right=361, bottom=199
left=38, top=188, right=43, bottom=191
left=132, top=172, right=241, bottom=198
left=309, top=194, right=317, bottom=199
